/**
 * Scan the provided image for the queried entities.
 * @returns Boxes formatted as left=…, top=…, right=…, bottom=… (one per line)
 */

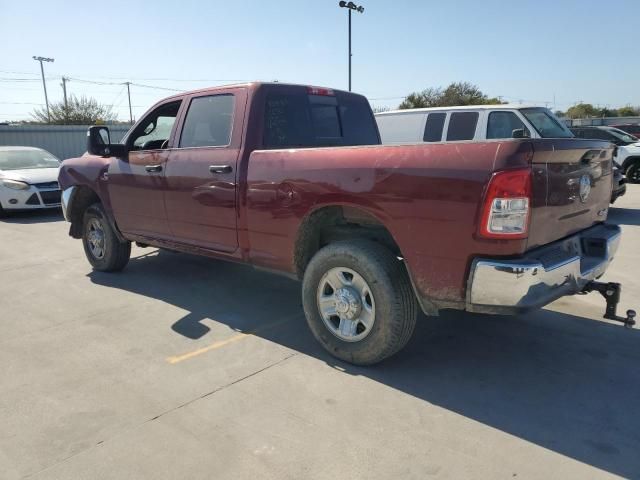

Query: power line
left=0, top=70, right=40, bottom=75
left=0, top=101, right=46, bottom=105
left=109, top=84, right=127, bottom=109
left=129, top=82, right=183, bottom=92
left=0, top=77, right=41, bottom=82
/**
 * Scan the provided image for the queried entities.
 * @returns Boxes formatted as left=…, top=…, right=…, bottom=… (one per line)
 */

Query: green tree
left=31, top=95, right=117, bottom=125
left=598, top=107, right=618, bottom=118
left=398, top=87, right=443, bottom=109
left=565, top=103, right=599, bottom=119
left=618, top=106, right=639, bottom=117
left=399, top=82, right=504, bottom=109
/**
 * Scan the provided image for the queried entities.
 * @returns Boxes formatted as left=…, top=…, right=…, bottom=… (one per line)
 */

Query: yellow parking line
left=166, top=315, right=298, bottom=364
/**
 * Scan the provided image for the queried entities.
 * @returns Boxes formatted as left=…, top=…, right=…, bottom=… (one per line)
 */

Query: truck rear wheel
left=302, top=240, right=417, bottom=365
left=82, top=203, right=131, bottom=272
left=626, top=160, right=640, bottom=184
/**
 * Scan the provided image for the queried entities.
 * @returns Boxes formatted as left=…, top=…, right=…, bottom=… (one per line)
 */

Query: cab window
left=263, top=89, right=379, bottom=148
left=179, top=95, right=235, bottom=148
left=486, top=111, right=529, bottom=139
left=446, top=112, right=479, bottom=141
left=129, top=101, right=182, bottom=151
left=423, top=113, right=446, bottom=142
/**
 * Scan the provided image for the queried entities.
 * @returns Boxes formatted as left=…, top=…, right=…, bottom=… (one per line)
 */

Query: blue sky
left=1, top=0, right=639, bottom=121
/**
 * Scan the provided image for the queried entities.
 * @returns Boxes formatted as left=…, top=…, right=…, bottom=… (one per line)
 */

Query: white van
left=375, top=105, right=574, bottom=144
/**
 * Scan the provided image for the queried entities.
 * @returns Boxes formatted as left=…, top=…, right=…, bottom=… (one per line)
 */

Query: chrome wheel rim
left=316, top=267, right=375, bottom=342
left=87, top=218, right=106, bottom=259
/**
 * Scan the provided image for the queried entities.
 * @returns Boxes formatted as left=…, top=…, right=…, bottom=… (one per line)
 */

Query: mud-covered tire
left=302, top=240, right=417, bottom=365
left=82, top=203, right=131, bottom=272
left=625, top=160, right=640, bottom=184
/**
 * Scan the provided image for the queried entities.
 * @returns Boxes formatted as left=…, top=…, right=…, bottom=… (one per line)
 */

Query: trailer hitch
left=582, top=281, right=636, bottom=328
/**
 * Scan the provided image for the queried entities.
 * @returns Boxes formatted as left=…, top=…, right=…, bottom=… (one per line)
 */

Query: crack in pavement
left=148, top=352, right=298, bottom=421
left=21, top=352, right=298, bottom=479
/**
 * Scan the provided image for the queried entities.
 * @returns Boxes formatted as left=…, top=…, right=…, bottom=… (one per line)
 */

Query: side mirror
left=512, top=128, right=530, bottom=139
left=87, top=126, right=127, bottom=158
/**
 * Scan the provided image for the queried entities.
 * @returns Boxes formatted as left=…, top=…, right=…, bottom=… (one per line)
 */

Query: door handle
left=209, top=165, right=232, bottom=174
left=145, top=164, right=163, bottom=173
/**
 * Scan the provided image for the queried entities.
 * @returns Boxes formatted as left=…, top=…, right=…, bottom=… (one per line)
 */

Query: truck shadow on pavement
left=608, top=207, right=640, bottom=226
left=89, top=249, right=640, bottom=479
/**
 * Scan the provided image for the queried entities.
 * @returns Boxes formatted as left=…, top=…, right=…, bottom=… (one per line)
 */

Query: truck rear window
left=263, top=91, right=379, bottom=148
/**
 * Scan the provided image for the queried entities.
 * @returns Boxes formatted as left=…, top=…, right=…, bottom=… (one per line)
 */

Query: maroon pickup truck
left=59, top=82, right=635, bottom=365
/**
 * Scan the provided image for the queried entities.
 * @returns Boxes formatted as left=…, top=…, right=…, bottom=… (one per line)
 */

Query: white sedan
left=0, top=146, right=62, bottom=216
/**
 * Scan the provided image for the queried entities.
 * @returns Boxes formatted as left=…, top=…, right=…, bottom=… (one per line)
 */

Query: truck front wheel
left=81, top=203, right=131, bottom=272
left=302, top=240, right=417, bottom=365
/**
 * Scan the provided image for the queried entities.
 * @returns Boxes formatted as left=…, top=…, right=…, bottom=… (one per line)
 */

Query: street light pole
left=338, top=1, right=364, bottom=91
left=32, top=56, right=54, bottom=123
left=60, top=76, right=69, bottom=124
left=61, top=76, right=68, bottom=110
left=348, top=8, right=351, bottom=91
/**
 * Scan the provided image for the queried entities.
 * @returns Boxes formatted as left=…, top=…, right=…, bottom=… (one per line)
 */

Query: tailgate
left=527, top=138, right=613, bottom=249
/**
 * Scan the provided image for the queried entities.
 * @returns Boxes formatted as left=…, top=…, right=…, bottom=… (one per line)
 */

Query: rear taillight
left=479, top=168, right=532, bottom=239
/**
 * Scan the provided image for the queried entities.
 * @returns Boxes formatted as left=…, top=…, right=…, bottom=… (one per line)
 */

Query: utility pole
left=125, top=82, right=133, bottom=124
left=32, top=56, right=54, bottom=123
left=338, top=1, right=364, bottom=91
left=61, top=76, right=69, bottom=123
left=61, top=77, right=68, bottom=109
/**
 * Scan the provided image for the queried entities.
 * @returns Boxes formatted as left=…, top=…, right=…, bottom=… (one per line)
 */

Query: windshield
left=520, top=108, right=574, bottom=138
left=604, top=127, right=638, bottom=144
left=0, top=149, right=60, bottom=171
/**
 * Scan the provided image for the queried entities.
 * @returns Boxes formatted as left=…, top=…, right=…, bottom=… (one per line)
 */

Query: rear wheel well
left=294, top=206, right=401, bottom=279
left=68, top=186, right=101, bottom=238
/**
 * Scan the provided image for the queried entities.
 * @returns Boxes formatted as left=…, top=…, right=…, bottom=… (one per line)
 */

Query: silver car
left=0, top=146, right=62, bottom=217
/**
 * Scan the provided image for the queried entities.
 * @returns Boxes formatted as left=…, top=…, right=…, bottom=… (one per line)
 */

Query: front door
left=108, top=99, right=183, bottom=238
left=164, top=89, right=246, bottom=252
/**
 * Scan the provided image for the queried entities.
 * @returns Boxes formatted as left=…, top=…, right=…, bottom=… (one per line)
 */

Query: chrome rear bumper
left=467, top=223, right=621, bottom=314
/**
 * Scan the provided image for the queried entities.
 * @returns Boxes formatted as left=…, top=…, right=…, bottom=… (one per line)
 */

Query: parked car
left=58, top=83, right=631, bottom=365
left=0, top=146, right=62, bottom=217
left=375, top=104, right=575, bottom=144
left=611, top=123, right=640, bottom=138
left=375, top=106, right=624, bottom=203
left=570, top=126, right=640, bottom=183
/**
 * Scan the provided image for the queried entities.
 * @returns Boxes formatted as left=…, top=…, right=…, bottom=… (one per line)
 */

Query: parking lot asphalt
left=1, top=186, right=639, bottom=480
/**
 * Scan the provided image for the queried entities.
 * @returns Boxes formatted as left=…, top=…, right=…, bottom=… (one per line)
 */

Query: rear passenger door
left=163, top=88, right=247, bottom=253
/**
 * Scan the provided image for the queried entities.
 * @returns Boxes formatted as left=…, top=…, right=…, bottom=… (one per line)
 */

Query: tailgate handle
left=210, top=165, right=232, bottom=174
left=145, top=164, right=163, bottom=173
